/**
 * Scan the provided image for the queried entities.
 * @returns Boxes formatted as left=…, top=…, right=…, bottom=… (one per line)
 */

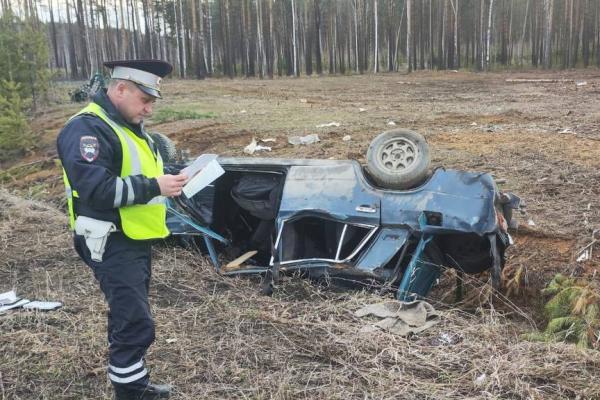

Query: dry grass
left=1, top=189, right=600, bottom=400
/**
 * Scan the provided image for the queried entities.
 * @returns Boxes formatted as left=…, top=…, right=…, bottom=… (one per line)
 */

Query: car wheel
left=366, top=129, right=430, bottom=190
left=149, top=132, right=177, bottom=163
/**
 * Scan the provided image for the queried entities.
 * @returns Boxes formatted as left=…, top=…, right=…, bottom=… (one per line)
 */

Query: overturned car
left=155, top=129, right=520, bottom=300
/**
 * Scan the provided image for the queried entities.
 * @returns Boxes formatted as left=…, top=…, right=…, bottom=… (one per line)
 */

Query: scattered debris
left=527, top=218, right=536, bottom=227
left=260, top=138, right=277, bottom=143
left=470, top=122, right=478, bottom=126
left=244, top=138, right=272, bottom=155
left=505, top=78, right=574, bottom=83
left=299, top=98, right=308, bottom=103
left=288, top=134, right=320, bottom=145
left=342, top=135, right=352, bottom=142
left=240, top=110, right=247, bottom=114
left=0, top=290, right=29, bottom=313
left=576, top=230, right=598, bottom=263
left=224, top=250, right=258, bottom=271
left=316, top=122, right=340, bottom=128
left=0, top=290, right=16, bottom=304
left=558, top=127, right=574, bottom=134
left=355, top=300, right=440, bottom=336
left=387, top=120, right=396, bottom=126
left=22, top=301, right=62, bottom=311
left=69, top=73, right=106, bottom=103
left=165, top=338, right=178, bottom=344
left=577, top=250, right=591, bottom=263
left=359, top=108, right=366, bottom=112
left=427, top=332, right=463, bottom=346
left=576, top=81, right=588, bottom=87
left=0, top=290, right=62, bottom=313
left=483, top=124, right=502, bottom=133
left=474, top=373, right=487, bottom=386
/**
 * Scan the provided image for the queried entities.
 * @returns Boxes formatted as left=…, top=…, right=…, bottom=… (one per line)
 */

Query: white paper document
left=22, top=301, right=63, bottom=311
left=182, top=155, right=225, bottom=198
left=181, top=154, right=218, bottom=179
left=0, top=298, right=30, bottom=313
left=0, top=290, right=18, bottom=306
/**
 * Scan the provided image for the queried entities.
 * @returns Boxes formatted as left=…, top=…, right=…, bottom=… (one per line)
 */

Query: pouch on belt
left=75, top=216, right=117, bottom=262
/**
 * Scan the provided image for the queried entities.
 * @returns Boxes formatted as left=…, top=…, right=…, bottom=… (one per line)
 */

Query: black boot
left=114, top=383, right=172, bottom=400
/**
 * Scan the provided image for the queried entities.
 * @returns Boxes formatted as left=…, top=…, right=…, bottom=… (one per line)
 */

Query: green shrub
left=0, top=11, right=50, bottom=109
left=0, top=80, right=33, bottom=162
left=151, top=108, right=215, bottom=124
left=526, top=274, right=600, bottom=349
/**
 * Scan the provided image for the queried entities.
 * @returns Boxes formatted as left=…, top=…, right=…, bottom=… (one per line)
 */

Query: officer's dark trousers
left=75, top=231, right=155, bottom=390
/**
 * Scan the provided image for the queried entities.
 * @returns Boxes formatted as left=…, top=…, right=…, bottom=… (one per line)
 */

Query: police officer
left=57, top=60, right=188, bottom=400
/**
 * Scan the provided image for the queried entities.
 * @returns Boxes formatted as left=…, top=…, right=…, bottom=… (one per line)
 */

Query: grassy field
left=1, top=70, right=599, bottom=399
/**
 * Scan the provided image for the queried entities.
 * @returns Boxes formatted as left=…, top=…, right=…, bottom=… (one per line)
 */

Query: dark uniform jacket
left=57, top=90, right=161, bottom=229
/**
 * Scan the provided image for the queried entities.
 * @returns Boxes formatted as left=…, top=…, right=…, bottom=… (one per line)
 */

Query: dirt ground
left=1, top=70, right=600, bottom=399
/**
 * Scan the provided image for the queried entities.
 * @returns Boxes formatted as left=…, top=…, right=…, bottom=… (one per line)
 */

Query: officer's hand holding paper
left=180, top=154, right=225, bottom=198
left=157, top=173, right=189, bottom=197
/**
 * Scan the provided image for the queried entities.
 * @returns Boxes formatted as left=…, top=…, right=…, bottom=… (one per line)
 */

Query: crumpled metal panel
left=355, top=228, right=409, bottom=272
left=276, top=163, right=381, bottom=226
left=380, top=169, right=499, bottom=235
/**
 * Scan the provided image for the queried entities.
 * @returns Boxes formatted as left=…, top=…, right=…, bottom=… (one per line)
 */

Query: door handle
left=356, top=205, right=377, bottom=213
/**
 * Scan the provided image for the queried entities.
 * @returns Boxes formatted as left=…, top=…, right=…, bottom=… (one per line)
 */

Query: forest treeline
left=2, top=0, right=600, bottom=80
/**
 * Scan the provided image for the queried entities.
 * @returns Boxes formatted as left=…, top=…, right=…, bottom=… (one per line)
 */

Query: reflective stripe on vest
left=62, top=102, right=169, bottom=240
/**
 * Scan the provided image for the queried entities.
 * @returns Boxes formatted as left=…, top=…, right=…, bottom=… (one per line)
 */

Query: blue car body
left=167, top=157, right=519, bottom=300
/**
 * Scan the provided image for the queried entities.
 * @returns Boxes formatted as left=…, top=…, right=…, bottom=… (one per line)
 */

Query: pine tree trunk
left=76, top=0, right=90, bottom=77
left=292, top=0, right=298, bottom=76
left=142, top=0, right=153, bottom=58
left=543, top=0, right=554, bottom=68
left=178, top=0, right=187, bottom=77
left=207, top=0, right=214, bottom=74
left=429, top=0, right=433, bottom=68
left=268, top=0, right=274, bottom=77
left=519, top=0, right=530, bottom=65
left=407, top=0, right=412, bottom=72
left=48, top=0, right=60, bottom=69
left=315, top=0, right=323, bottom=74
left=119, top=0, right=127, bottom=59
left=65, top=0, right=79, bottom=78
left=373, top=0, right=378, bottom=73
left=87, top=0, right=99, bottom=72
left=393, top=2, right=406, bottom=71
left=257, top=0, right=267, bottom=77
left=451, top=0, right=459, bottom=68
left=486, top=0, right=495, bottom=70
left=353, top=0, right=359, bottom=73
left=418, top=1, right=424, bottom=69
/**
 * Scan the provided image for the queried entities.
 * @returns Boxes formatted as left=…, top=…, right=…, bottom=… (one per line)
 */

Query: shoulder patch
left=80, top=136, right=100, bottom=162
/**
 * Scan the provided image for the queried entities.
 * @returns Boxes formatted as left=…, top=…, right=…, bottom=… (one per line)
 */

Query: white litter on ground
left=316, top=122, right=340, bottom=128
left=288, top=134, right=320, bottom=145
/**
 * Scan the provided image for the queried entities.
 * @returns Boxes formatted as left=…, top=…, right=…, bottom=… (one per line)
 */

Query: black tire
left=149, top=132, right=177, bottom=163
left=366, top=129, right=430, bottom=190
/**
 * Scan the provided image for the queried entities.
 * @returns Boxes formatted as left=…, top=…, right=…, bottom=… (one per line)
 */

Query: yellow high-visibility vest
left=62, top=102, right=169, bottom=240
